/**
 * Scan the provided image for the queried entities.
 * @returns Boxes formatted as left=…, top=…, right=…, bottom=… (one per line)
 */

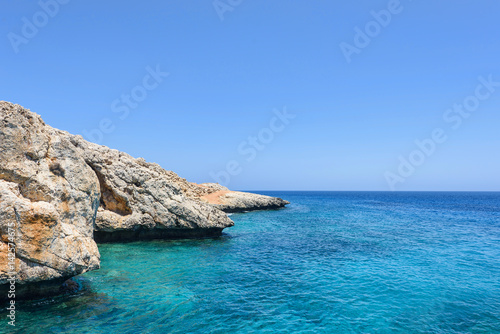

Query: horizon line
left=238, top=190, right=500, bottom=193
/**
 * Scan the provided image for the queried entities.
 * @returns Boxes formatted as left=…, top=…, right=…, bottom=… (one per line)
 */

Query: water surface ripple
left=5, top=192, right=500, bottom=333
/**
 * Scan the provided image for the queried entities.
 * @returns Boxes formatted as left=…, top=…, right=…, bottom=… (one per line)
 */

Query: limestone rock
left=191, top=183, right=290, bottom=213
left=64, top=135, right=234, bottom=242
left=108, top=160, right=291, bottom=214
left=0, top=102, right=100, bottom=295
left=0, top=101, right=287, bottom=298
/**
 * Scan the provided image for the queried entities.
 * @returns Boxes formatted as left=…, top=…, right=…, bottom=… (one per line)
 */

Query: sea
left=3, top=191, right=500, bottom=333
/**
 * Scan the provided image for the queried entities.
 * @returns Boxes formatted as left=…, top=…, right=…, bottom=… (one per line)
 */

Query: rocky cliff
left=70, top=136, right=234, bottom=242
left=0, top=102, right=229, bottom=296
left=0, top=102, right=101, bottom=297
left=0, top=101, right=289, bottom=298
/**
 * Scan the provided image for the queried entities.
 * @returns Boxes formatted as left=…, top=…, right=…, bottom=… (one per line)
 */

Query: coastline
left=0, top=101, right=289, bottom=300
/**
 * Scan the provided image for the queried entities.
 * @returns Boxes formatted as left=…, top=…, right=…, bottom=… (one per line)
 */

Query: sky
left=1, top=0, right=499, bottom=191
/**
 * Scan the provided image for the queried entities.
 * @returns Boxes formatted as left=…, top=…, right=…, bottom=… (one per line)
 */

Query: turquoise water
left=4, top=192, right=500, bottom=333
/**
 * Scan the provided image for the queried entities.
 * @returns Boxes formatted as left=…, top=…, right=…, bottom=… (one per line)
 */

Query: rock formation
left=152, top=173, right=290, bottom=213
left=190, top=183, right=289, bottom=213
left=0, top=102, right=228, bottom=296
left=70, top=137, right=234, bottom=242
left=0, top=103, right=100, bottom=297
left=0, top=101, right=289, bottom=298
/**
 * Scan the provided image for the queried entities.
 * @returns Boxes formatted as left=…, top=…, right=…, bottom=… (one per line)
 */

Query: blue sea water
left=4, top=192, right=500, bottom=333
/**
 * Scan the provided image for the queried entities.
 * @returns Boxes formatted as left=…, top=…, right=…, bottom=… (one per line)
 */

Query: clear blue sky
left=2, top=0, right=499, bottom=191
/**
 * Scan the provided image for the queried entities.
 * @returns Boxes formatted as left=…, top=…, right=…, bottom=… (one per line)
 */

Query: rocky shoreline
left=198, top=184, right=290, bottom=213
left=0, top=101, right=289, bottom=300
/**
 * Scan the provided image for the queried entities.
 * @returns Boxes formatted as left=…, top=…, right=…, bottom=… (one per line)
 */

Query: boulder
left=0, top=102, right=100, bottom=298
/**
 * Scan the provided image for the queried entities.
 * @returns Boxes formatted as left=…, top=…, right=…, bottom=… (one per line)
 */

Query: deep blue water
left=4, top=192, right=500, bottom=333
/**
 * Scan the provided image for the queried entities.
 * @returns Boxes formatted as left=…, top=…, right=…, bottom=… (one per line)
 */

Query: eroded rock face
left=0, top=101, right=234, bottom=246
left=64, top=135, right=234, bottom=242
left=0, top=102, right=100, bottom=295
left=0, top=101, right=286, bottom=297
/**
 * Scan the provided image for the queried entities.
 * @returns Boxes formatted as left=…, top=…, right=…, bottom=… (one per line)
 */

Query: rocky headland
left=196, top=183, right=290, bottom=213
left=0, top=101, right=288, bottom=299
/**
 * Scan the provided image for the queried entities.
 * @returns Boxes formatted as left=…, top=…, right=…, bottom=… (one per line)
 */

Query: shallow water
left=3, top=192, right=500, bottom=333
